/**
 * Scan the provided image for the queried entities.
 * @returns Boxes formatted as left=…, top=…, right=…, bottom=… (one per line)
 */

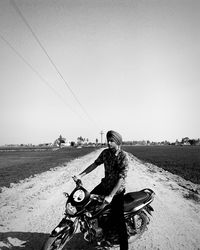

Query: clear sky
left=0, top=0, right=199, bottom=145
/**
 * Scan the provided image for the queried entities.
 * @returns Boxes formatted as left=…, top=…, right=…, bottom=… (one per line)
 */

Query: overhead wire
left=9, top=0, right=99, bottom=129
left=0, top=32, right=86, bottom=121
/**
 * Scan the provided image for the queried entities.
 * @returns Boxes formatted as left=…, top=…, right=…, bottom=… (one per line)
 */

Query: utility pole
left=100, top=131, right=104, bottom=145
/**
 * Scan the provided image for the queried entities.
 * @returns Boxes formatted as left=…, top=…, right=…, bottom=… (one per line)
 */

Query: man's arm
left=105, top=152, right=129, bottom=203
left=105, top=177, right=124, bottom=203
left=78, top=150, right=104, bottom=178
left=79, top=163, right=98, bottom=178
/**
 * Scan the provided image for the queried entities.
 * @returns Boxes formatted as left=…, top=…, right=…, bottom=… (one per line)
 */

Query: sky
left=0, top=0, right=200, bottom=145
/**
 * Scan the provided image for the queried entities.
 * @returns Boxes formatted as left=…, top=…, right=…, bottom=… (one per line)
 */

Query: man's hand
left=72, top=175, right=82, bottom=186
left=104, top=195, right=113, bottom=204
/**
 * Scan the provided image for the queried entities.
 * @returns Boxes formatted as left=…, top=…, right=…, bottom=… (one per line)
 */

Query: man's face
left=107, top=138, right=118, bottom=151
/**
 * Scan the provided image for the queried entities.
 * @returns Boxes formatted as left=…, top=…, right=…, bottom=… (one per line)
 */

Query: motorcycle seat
left=123, top=190, right=151, bottom=212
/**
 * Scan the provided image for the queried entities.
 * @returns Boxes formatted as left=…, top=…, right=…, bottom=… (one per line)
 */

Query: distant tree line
left=123, top=137, right=200, bottom=146
left=2, top=135, right=199, bottom=149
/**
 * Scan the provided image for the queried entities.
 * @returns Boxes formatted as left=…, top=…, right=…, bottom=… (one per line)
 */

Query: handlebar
left=90, top=194, right=105, bottom=203
left=72, top=175, right=82, bottom=186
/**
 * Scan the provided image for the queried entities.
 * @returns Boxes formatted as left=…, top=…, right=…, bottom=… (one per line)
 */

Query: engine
left=90, top=218, right=103, bottom=241
left=79, top=218, right=104, bottom=242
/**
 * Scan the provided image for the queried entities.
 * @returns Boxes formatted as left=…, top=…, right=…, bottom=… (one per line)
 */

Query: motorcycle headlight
left=66, top=202, right=77, bottom=215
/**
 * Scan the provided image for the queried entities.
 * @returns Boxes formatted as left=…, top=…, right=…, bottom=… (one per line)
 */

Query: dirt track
left=0, top=149, right=200, bottom=250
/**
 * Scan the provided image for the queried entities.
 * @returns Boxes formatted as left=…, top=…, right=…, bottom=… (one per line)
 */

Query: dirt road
left=0, top=149, right=200, bottom=250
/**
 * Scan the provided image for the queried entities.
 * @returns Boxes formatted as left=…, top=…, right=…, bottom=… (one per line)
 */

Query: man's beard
left=108, top=145, right=117, bottom=152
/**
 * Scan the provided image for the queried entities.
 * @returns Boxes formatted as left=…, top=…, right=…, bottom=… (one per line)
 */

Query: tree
left=56, top=135, right=66, bottom=148
left=189, top=139, right=197, bottom=146
left=77, top=136, right=84, bottom=145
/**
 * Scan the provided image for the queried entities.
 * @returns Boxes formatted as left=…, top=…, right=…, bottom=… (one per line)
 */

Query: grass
left=0, top=147, right=97, bottom=189
left=122, top=145, right=200, bottom=184
left=183, top=191, right=200, bottom=202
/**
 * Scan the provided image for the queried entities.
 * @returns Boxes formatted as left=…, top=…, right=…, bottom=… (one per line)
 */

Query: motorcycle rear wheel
left=109, top=209, right=149, bottom=248
left=127, top=210, right=148, bottom=244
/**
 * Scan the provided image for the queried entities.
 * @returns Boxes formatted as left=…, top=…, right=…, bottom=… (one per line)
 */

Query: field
left=0, top=147, right=97, bottom=189
left=1, top=148, right=200, bottom=249
left=122, top=145, right=200, bottom=184
left=1, top=145, right=200, bottom=190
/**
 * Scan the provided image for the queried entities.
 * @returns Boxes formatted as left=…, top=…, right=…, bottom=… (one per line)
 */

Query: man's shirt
left=94, top=148, right=129, bottom=194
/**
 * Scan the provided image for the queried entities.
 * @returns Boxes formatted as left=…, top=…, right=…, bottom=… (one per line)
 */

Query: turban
left=106, top=130, right=122, bottom=145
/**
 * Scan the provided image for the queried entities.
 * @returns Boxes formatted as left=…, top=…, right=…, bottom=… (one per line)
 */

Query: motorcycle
left=41, top=176, right=155, bottom=250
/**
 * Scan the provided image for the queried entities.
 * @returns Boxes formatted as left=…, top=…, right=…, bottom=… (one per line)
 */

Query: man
left=78, top=130, right=129, bottom=250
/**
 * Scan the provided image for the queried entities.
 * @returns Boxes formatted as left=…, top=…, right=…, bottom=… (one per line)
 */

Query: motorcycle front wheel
left=41, top=231, right=74, bottom=250
left=41, top=219, right=78, bottom=250
left=126, top=209, right=149, bottom=243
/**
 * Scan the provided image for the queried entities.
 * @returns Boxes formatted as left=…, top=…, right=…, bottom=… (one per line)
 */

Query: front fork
left=51, top=217, right=78, bottom=237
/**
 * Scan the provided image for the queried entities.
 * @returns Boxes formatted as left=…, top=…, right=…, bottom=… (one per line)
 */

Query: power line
left=10, top=0, right=98, bottom=128
left=0, top=33, right=85, bottom=121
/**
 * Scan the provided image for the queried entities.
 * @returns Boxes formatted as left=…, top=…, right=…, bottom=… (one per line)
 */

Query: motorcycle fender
left=50, top=218, right=74, bottom=237
left=144, top=204, right=154, bottom=216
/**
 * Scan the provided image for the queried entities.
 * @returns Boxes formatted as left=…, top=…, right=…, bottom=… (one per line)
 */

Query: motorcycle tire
left=111, top=209, right=149, bottom=249
left=127, top=209, right=148, bottom=244
left=41, top=232, right=74, bottom=250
